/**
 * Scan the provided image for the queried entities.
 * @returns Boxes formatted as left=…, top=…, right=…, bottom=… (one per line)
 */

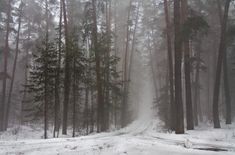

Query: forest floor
left=0, top=120, right=235, bottom=155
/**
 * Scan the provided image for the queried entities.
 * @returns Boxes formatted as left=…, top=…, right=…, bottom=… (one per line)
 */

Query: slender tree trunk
left=0, top=0, right=11, bottom=131
left=212, top=0, right=231, bottom=128
left=216, top=0, right=232, bottom=125
left=21, top=20, right=31, bottom=126
left=90, top=89, right=94, bottom=133
left=181, top=0, right=194, bottom=130
left=43, top=0, right=50, bottom=139
left=193, top=46, right=201, bottom=126
left=72, top=58, right=77, bottom=138
left=84, top=85, right=89, bottom=135
left=5, top=2, right=23, bottom=129
left=174, top=0, right=184, bottom=134
left=92, top=0, right=105, bottom=132
left=207, top=54, right=212, bottom=121
left=121, top=0, right=132, bottom=128
left=54, top=0, right=63, bottom=138
left=103, top=0, right=112, bottom=130
left=62, top=0, right=71, bottom=135
left=164, top=0, right=175, bottom=131
left=224, top=51, right=231, bottom=124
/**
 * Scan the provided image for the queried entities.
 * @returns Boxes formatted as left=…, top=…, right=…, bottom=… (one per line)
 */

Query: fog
left=0, top=0, right=235, bottom=154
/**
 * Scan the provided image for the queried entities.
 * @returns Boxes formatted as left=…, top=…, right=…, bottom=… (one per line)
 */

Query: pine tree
left=26, top=40, right=57, bottom=139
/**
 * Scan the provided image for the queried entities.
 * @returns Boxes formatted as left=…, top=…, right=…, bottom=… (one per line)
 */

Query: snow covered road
left=1, top=121, right=235, bottom=155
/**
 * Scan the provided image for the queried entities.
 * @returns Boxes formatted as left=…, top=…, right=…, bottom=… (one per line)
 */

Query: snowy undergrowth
left=0, top=120, right=235, bottom=155
left=0, top=124, right=88, bottom=140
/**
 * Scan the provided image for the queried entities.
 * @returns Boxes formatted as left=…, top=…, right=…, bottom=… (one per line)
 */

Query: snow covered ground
left=1, top=80, right=234, bottom=155
left=0, top=120, right=235, bottom=155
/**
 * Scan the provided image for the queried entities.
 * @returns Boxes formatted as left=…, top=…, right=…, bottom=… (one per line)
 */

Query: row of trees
left=158, top=0, right=234, bottom=134
left=0, top=0, right=145, bottom=138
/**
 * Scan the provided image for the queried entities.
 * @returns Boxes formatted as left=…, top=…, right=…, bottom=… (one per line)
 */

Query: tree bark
left=216, top=0, right=232, bottom=125
left=61, top=0, right=71, bottom=135
left=1, top=0, right=11, bottom=131
left=163, top=0, right=175, bottom=131
left=5, top=1, right=23, bottom=129
left=103, top=0, right=112, bottom=130
left=92, top=0, right=105, bottom=132
left=212, top=0, right=231, bottom=128
left=181, top=0, right=194, bottom=130
left=54, top=0, right=63, bottom=138
left=72, top=57, right=77, bottom=138
left=224, top=51, right=231, bottom=124
left=174, top=0, right=184, bottom=134
left=121, top=0, right=132, bottom=128
left=43, top=0, right=50, bottom=139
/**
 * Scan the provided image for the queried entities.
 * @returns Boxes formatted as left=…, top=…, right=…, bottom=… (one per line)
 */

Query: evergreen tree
left=26, top=40, right=57, bottom=138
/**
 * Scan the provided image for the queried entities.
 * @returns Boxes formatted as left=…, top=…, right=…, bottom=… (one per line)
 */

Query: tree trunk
left=103, top=0, right=112, bottom=130
left=92, top=0, right=105, bottom=132
left=84, top=85, right=89, bottom=135
left=0, top=0, right=11, bottom=131
left=72, top=58, right=77, bottom=138
left=164, top=0, right=175, bottom=131
left=62, top=0, right=71, bottom=135
left=121, top=0, right=132, bottom=128
left=193, top=43, right=201, bottom=126
left=181, top=0, right=194, bottom=130
left=21, top=20, right=31, bottom=126
left=113, top=0, right=118, bottom=129
left=174, top=0, right=184, bottom=134
left=5, top=1, right=23, bottom=129
left=216, top=0, right=232, bottom=125
left=54, top=0, right=63, bottom=138
left=224, top=51, right=231, bottom=124
left=212, top=0, right=231, bottom=128
left=43, top=0, right=50, bottom=139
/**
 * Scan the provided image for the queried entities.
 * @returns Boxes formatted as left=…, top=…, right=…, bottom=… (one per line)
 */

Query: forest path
left=0, top=120, right=235, bottom=155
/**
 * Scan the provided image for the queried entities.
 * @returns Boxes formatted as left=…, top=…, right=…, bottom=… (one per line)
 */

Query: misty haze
left=0, top=0, right=235, bottom=154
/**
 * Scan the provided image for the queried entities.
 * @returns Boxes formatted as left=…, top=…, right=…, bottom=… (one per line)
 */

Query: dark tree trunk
left=62, top=0, right=71, bottom=135
left=92, top=0, right=105, bottom=132
left=72, top=59, right=77, bottom=138
left=193, top=44, right=201, bottom=126
left=0, top=0, right=11, bottom=131
left=43, top=0, right=50, bottom=139
left=113, top=0, right=118, bottom=129
left=103, top=0, right=112, bottom=130
left=90, top=89, right=94, bottom=133
left=174, top=0, right=184, bottom=134
left=54, top=0, right=63, bottom=138
left=84, top=86, right=89, bottom=135
left=212, top=0, right=231, bottom=129
left=224, top=51, right=231, bottom=124
left=216, top=0, right=232, bottom=125
left=164, top=0, right=175, bottom=131
left=181, top=0, right=194, bottom=130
